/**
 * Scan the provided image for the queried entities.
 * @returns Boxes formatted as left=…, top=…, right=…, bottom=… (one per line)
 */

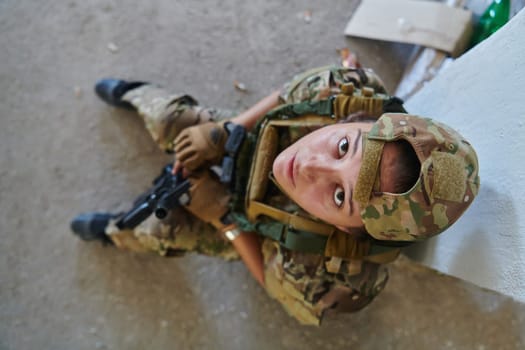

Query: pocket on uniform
left=280, top=66, right=335, bottom=104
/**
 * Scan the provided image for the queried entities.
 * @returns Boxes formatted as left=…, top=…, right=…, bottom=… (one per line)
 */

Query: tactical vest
left=230, top=83, right=409, bottom=273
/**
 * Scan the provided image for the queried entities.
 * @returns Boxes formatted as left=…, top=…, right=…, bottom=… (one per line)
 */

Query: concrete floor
left=1, top=1, right=524, bottom=349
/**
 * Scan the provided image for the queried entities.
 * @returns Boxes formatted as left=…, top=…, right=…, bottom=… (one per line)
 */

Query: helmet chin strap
left=268, top=171, right=288, bottom=196
left=336, top=225, right=351, bottom=233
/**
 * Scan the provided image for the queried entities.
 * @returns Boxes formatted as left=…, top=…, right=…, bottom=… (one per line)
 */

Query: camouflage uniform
left=105, top=86, right=239, bottom=259
left=105, top=66, right=393, bottom=325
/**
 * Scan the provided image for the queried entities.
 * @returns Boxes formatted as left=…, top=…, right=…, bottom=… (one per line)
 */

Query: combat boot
left=94, top=79, right=146, bottom=110
left=70, top=212, right=118, bottom=244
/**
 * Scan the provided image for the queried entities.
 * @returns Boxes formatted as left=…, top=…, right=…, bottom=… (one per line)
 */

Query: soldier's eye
left=334, top=186, right=345, bottom=207
left=338, top=137, right=349, bottom=157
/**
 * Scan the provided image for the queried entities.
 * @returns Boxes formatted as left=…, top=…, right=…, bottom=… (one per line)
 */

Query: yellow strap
left=354, top=139, right=384, bottom=209
left=325, top=230, right=401, bottom=263
left=268, top=115, right=336, bottom=126
left=246, top=116, right=334, bottom=214
left=327, top=248, right=400, bottom=276
left=245, top=122, right=279, bottom=208
left=347, top=259, right=362, bottom=275
left=247, top=201, right=335, bottom=236
left=333, top=85, right=387, bottom=119
left=249, top=200, right=401, bottom=263
left=365, top=248, right=401, bottom=264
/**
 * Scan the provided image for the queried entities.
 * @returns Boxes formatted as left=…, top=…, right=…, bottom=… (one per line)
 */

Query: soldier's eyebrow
left=351, top=129, right=361, bottom=157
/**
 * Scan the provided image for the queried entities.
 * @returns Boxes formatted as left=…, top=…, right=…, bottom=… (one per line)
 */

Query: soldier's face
left=273, top=122, right=373, bottom=229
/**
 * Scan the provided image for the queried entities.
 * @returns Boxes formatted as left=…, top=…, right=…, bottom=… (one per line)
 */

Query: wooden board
left=344, top=0, right=473, bottom=57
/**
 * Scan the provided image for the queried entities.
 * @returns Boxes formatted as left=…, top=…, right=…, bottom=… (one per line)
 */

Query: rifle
left=115, top=164, right=190, bottom=230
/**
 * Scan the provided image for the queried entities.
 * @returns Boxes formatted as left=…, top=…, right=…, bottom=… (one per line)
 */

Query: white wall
left=404, top=9, right=525, bottom=302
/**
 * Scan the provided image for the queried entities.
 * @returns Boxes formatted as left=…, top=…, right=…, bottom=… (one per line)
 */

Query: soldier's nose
left=301, top=157, right=333, bottom=181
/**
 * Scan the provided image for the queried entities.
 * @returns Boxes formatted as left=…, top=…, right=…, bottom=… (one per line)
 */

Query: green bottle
left=470, top=0, right=510, bottom=47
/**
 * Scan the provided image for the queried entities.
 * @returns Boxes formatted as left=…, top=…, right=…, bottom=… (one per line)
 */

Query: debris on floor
left=336, top=47, right=361, bottom=68
left=233, top=80, right=248, bottom=92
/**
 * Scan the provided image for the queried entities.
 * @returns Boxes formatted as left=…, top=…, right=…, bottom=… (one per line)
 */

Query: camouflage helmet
left=354, top=113, right=480, bottom=241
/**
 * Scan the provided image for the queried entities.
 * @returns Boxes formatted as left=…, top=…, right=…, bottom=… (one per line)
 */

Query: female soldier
left=71, top=66, right=479, bottom=325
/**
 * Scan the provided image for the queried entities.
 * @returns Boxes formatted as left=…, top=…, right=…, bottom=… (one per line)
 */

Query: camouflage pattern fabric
left=355, top=113, right=480, bottom=241
left=123, top=85, right=237, bottom=152
left=106, top=207, right=238, bottom=260
left=263, top=240, right=388, bottom=325
left=106, top=66, right=391, bottom=326
left=279, top=65, right=387, bottom=104
left=108, top=85, right=239, bottom=260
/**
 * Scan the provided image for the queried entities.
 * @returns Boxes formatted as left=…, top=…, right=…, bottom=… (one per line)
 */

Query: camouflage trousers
left=104, top=66, right=390, bottom=325
left=105, top=84, right=239, bottom=259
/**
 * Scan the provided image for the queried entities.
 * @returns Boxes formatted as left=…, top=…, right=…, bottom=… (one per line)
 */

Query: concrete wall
left=404, top=9, right=525, bottom=302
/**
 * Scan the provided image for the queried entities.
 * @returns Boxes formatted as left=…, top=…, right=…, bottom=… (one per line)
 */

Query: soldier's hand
left=173, top=121, right=227, bottom=171
left=184, top=169, right=230, bottom=229
left=172, top=159, right=190, bottom=178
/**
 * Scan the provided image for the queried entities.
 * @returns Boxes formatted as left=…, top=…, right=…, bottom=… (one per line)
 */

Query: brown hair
left=381, top=140, right=420, bottom=194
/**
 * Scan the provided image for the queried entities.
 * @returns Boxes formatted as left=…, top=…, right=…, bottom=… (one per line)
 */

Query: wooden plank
left=344, top=0, right=473, bottom=57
